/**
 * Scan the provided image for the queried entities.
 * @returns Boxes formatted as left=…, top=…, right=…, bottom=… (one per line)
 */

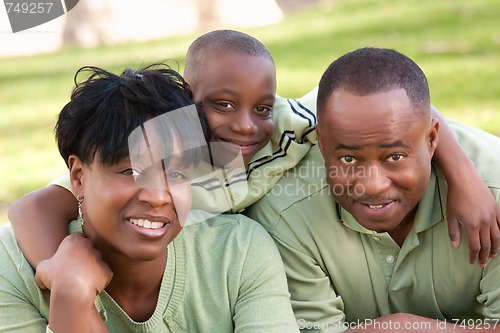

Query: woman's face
left=73, top=152, right=193, bottom=262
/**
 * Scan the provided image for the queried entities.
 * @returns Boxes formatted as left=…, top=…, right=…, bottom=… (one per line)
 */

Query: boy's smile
left=189, top=52, right=276, bottom=166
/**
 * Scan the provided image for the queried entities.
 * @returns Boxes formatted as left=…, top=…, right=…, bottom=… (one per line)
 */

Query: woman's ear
left=68, top=155, right=85, bottom=197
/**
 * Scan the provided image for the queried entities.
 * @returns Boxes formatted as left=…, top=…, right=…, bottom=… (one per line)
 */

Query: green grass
left=1, top=0, right=499, bottom=224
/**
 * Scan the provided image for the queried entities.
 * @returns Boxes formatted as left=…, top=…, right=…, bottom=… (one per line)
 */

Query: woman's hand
left=36, top=233, right=113, bottom=333
left=36, top=233, right=113, bottom=296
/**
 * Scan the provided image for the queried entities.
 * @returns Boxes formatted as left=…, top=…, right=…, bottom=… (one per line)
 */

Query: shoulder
left=248, top=145, right=328, bottom=216
left=274, top=87, right=318, bottom=118
left=448, top=120, right=500, bottom=187
left=0, top=224, right=24, bottom=268
left=180, top=213, right=275, bottom=251
left=0, top=224, right=36, bottom=281
left=273, top=88, right=318, bottom=142
left=0, top=224, right=43, bottom=304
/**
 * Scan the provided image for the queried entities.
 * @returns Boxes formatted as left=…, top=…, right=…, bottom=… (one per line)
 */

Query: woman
left=0, top=65, right=299, bottom=332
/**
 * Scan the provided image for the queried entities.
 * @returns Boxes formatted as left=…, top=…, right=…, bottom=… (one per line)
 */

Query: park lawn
left=1, top=0, right=499, bottom=224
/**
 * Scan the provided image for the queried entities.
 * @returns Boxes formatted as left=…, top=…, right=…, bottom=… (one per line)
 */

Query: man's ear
left=428, top=118, right=440, bottom=155
left=68, top=155, right=85, bottom=197
left=316, top=124, right=326, bottom=157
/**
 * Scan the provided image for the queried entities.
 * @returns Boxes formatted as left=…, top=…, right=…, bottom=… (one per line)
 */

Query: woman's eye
left=339, top=156, right=357, bottom=164
left=387, top=153, right=405, bottom=162
left=167, top=171, right=190, bottom=182
left=121, top=168, right=141, bottom=176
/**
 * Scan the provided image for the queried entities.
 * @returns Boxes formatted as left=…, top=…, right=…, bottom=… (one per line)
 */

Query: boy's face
left=190, top=52, right=276, bottom=166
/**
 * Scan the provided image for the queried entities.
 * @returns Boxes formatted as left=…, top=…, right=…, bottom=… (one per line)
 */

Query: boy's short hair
left=184, top=29, right=274, bottom=81
left=55, top=64, right=210, bottom=167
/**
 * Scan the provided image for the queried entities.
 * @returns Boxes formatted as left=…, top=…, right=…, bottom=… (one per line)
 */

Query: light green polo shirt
left=50, top=89, right=318, bottom=214
left=0, top=214, right=299, bottom=332
left=246, top=120, right=500, bottom=332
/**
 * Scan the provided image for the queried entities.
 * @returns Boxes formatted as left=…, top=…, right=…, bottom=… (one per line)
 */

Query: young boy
left=8, top=30, right=500, bottom=272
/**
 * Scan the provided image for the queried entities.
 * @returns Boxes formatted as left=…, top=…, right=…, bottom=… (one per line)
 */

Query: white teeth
left=369, top=205, right=383, bottom=210
left=129, top=218, right=165, bottom=229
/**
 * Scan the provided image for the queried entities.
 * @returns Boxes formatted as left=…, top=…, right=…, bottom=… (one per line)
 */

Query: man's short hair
left=317, top=47, right=430, bottom=119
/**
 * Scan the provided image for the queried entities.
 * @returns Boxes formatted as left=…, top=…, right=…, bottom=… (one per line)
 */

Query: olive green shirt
left=246, top=120, right=500, bottom=332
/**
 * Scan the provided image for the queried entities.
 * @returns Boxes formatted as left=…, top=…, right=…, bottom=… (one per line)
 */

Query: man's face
left=189, top=52, right=276, bottom=167
left=317, top=88, right=438, bottom=237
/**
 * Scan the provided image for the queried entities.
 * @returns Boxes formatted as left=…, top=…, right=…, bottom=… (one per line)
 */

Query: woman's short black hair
left=55, top=64, right=210, bottom=167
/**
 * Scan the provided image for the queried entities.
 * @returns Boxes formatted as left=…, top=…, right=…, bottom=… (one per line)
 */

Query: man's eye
left=387, top=153, right=405, bottom=162
left=340, top=156, right=356, bottom=164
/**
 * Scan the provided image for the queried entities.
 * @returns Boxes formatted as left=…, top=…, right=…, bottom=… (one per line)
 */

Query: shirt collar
left=249, top=140, right=273, bottom=163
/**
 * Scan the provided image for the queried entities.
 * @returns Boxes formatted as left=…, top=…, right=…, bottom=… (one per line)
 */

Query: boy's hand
left=35, top=233, right=113, bottom=296
left=447, top=178, right=500, bottom=267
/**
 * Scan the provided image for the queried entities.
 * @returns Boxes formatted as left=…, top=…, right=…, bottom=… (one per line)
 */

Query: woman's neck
left=103, top=250, right=168, bottom=322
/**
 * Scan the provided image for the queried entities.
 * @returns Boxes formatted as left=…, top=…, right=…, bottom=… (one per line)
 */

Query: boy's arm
left=432, top=105, right=500, bottom=266
left=8, top=184, right=78, bottom=268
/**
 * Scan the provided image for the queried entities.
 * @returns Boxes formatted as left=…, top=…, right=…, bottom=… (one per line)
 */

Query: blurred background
left=1, top=0, right=499, bottom=224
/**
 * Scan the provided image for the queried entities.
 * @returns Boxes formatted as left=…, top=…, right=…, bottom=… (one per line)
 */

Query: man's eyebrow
left=334, top=140, right=410, bottom=151
left=335, top=144, right=361, bottom=151
left=378, top=140, right=410, bottom=148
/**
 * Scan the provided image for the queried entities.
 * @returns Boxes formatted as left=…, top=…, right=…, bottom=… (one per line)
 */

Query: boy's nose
left=230, top=110, right=258, bottom=135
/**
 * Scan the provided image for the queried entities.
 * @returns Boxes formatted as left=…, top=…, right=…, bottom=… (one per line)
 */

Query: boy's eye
left=211, top=101, right=235, bottom=112
left=255, top=105, right=273, bottom=117
left=340, top=156, right=357, bottom=164
left=387, top=153, right=406, bottom=162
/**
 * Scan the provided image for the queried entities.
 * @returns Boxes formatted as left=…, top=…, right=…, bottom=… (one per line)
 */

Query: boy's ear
left=68, top=155, right=85, bottom=197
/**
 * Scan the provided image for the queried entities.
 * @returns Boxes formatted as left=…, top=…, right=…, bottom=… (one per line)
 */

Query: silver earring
left=77, top=195, right=85, bottom=227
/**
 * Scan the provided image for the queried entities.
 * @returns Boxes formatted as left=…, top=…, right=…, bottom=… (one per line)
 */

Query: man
left=246, top=47, right=500, bottom=332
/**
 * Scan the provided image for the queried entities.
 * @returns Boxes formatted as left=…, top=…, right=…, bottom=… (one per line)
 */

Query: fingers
left=477, top=226, right=491, bottom=268
left=489, top=216, right=500, bottom=259
left=447, top=216, right=461, bottom=249
left=463, top=226, right=481, bottom=266
left=34, top=260, right=49, bottom=290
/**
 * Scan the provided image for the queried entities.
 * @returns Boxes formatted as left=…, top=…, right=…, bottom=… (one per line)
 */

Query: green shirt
left=0, top=214, right=299, bottom=332
left=50, top=90, right=318, bottom=214
left=246, top=120, right=500, bottom=332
